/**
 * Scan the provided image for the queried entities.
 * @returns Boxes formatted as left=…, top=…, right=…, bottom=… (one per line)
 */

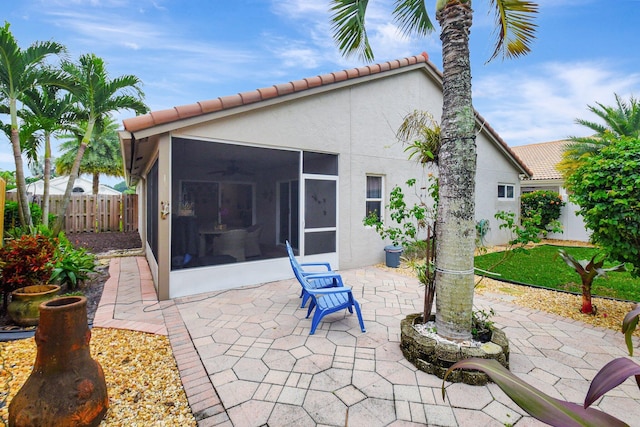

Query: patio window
left=497, top=183, right=515, bottom=200
left=366, top=176, right=383, bottom=221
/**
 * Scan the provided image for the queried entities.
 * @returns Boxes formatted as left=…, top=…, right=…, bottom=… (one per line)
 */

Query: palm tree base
left=400, top=313, right=510, bottom=385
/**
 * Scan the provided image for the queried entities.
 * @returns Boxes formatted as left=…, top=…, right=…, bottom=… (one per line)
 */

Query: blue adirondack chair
left=299, top=273, right=366, bottom=335
left=286, top=241, right=341, bottom=308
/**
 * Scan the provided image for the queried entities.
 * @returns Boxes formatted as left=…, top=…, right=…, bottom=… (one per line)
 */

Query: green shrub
left=567, top=136, right=640, bottom=276
left=50, top=234, right=97, bottom=290
left=520, top=190, right=565, bottom=231
left=3, top=201, right=54, bottom=230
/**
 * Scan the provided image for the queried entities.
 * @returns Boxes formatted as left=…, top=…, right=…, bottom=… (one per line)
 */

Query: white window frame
left=497, top=183, right=515, bottom=200
left=365, top=175, right=384, bottom=222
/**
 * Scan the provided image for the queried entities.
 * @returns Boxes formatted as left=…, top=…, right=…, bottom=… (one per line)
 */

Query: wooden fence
left=5, top=193, right=138, bottom=233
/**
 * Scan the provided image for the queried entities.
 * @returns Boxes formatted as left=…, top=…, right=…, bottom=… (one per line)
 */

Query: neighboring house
left=512, top=140, right=590, bottom=242
left=119, top=52, right=531, bottom=300
left=8, top=176, right=121, bottom=196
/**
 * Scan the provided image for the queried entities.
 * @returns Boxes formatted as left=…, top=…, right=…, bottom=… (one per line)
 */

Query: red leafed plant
left=0, top=234, right=58, bottom=313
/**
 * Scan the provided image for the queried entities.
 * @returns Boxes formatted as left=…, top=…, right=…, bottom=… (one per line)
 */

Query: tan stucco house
left=119, top=53, right=530, bottom=300
left=512, top=140, right=590, bottom=242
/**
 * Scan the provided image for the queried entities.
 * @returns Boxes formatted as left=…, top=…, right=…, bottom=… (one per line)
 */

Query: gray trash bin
left=384, top=245, right=403, bottom=268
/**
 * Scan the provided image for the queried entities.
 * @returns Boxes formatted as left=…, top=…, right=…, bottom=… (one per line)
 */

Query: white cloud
left=474, top=61, right=640, bottom=146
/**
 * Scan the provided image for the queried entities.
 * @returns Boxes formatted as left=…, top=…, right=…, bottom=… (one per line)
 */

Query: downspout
left=128, top=133, right=136, bottom=186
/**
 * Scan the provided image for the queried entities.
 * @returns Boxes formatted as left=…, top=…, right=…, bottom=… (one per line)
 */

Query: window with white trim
left=497, top=184, right=515, bottom=200
left=366, top=176, right=383, bottom=221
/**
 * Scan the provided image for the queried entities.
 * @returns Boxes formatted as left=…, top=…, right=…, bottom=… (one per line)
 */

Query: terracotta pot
left=9, top=296, right=109, bottom=427
left=7, top=284, right=61, bottom=326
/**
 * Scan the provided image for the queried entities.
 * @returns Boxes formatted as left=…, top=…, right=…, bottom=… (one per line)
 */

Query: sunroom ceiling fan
left=208, top=160, right=254, bottom=176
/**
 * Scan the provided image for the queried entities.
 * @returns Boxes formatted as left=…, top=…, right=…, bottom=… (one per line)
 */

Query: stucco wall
left=169, top=69, right=522, bottom=270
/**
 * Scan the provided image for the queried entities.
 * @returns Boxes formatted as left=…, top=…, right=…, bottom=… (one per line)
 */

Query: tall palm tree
left=330, top=0, right=538, bottom=341
left=560, top=94, right=640, bottom=179
left=52, top=53, right=148, bottom=234
left=56, top=117, right=123, bottom=195
left=18, top=86, right=76, bottom=226
left=0, top=23, right=69, bottom=226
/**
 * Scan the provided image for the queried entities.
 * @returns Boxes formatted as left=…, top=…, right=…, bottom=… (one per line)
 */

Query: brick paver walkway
left=98, top=256, right=640, bottom=426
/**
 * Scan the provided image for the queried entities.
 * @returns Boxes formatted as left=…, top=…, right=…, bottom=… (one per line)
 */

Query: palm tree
left=52, top=53, right=148, bottom=234
left=56, top=117, right=124, bottom=195
left=18, top=86, right=76, bottom=226
left=560, top=94, right=640, bottom=179
left=330, top=0, right=538, bottom=341
left=396, top=110, right=441, bottom=165
left=0, top=23, right=69, bottom=226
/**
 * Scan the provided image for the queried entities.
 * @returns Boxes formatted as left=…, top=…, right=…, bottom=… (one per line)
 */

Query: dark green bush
left=520, top=190, right=565, bottom=231
left=3, top=201, right=55, bottom=230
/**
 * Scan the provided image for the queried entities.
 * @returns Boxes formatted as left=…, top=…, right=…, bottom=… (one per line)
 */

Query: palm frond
left=393, top=0, right=434, bottom=38
left=489, top=0, right=538, bottom=62
left=330, top=0, right=373, bottom=61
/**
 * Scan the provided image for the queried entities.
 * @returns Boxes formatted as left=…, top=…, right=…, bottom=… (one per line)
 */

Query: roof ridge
left=123, top=53, right=430, bottom=133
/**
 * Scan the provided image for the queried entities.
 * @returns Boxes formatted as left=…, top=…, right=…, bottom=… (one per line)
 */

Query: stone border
left=400, top=313, right=509, bottom=385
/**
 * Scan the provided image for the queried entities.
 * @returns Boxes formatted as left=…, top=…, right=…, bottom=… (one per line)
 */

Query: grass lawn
left=474, top=245, right=640, bottom=302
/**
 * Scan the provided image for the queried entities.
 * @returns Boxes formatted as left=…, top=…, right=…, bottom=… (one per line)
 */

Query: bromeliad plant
left=558, top=249, right=626, bottom=315
left=443, top=304, right=640, bottom=427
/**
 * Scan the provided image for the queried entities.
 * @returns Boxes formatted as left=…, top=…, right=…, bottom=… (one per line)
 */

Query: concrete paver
left=99, top=256, right=640, bottom=426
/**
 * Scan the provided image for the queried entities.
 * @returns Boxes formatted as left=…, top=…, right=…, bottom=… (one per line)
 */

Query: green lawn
left=474, top=245, right=640, bottom=302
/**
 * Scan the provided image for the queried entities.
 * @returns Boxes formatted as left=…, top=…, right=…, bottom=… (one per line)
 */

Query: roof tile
left=150, top=108, right=179, bottom=126
left=257, top=86, right=278, bottom=100
left=219, top=94, right=243, bottom=109
left=511, top=140, right=567, bottom=180
left=332, top=70, right=348, bottom=82
left=123, top=114, right=156, bottom=133
left=319, top=73, right=336, bottom=85
left=239, top=90, right=262, bottom=105
left=274, top=82, right=294, bottom=96
left=305, top=76, right=323, bottom=88
left=356, top=66, right=371, bottom=77
left=175, top=103, right=203, bottom=119
left=199, top=99, right=223, bottom=113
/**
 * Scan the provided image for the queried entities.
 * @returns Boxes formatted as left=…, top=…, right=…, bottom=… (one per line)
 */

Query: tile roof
left=511, top=140, right=568, bottom=180
left=123, top=53, right=431, bottom=133
left=121, top=52, right=531, bottom=177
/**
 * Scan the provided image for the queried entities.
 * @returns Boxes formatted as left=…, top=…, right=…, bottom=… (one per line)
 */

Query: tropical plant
left=4, top=201, right=46, bottom=230
left=566, top=136, right=640, bottom=277
left=471, top=307, right=495, bottom=341
left=0, top=170, right=16, bottom=190
left=0, top=233, right=58, bottom=313
left=558, top=249, right=626, bottom=315
left=520, top=190, right=565, bottom=232
left=18, top=85, right=76, bottom=226
left=396, top=110, right=441, bottom=165
left=363, top=177, right=435, bottom=247
left=50, top=239, right=96, bottom=290
left=0, top=23, right=70, bottom=227
left=559, top=94, right=640, bottom=179
left=52, top=53, right=148, bottom=234
left=56, top=117, right=124, bottom=194
left=443, top=306, right=640, bottom=427
left=330, top=0, right=538, bottom=341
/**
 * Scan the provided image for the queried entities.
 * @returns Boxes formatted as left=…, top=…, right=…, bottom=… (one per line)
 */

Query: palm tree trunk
left=42, top=132, right=52, bottom=227
left=53, top=121, right=95, bottom=234
left=434, top=2, right=476, bottom=341
left=92, top=172, right=99, bottom=195
left=10, top=101, right=32, bottom=228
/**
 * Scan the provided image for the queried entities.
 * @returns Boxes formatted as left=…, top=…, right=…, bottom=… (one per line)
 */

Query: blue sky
left=2, top=0, right=640, bottom=181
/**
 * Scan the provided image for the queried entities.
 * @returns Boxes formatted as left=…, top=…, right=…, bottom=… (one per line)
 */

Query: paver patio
left=101, top=256, right=640, bottom=426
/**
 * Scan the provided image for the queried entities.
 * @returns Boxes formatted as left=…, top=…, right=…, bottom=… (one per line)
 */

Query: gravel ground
left=1, top=232, right=197, bottom=426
